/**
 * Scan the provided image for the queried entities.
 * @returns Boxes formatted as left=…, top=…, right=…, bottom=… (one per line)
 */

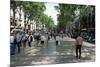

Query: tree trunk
left=13, top=8, right=16, bottom=26
left=24, top=14, right=27, bottom=32
left=19, top=7, right=22, bottom=21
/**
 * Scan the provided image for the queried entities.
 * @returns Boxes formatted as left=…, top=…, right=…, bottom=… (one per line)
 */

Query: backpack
left=30, top=35, right=33, bottom=42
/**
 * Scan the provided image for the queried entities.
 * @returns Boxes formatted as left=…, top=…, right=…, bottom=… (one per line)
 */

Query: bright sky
left=44, top=3, right=59, bottom=25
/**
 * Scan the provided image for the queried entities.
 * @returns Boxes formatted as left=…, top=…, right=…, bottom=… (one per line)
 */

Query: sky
left=44, top=3, right=59, bottom=25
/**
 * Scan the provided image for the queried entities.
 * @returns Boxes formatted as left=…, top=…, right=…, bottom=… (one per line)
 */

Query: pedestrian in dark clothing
left=47, top=33, right=50, bottom=44
left=36, top=33, right=41, bottom=46
left=28, top=33, right=33, bottom=47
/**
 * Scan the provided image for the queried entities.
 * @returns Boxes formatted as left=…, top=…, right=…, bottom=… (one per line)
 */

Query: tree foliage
left=55, top=4, right=95, bottom=32
left=11, top=0, right=55, bottom=30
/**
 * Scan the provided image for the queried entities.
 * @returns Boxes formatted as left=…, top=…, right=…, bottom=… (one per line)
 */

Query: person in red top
left=75, top=33, right=83, bottom=59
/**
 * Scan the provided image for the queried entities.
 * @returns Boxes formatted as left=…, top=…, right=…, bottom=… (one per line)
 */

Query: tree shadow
left=10, top=40, right=95, bottom=66
left=10, top=41, right=57, bottom=66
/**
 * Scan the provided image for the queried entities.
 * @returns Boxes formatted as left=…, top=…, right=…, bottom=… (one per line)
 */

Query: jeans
left=10, top=43, right=16, bottom=55
left=17, top=42, right=21, bottom=53
left=76, top=45, right=82, bottom=58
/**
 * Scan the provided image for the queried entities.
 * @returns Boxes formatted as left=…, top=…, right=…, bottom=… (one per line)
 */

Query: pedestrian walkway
left=10, top=37, right=95, bottom=66
left=63, top=37, right=95, bottom=47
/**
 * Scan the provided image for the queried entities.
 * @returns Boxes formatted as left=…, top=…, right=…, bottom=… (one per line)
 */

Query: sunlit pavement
left=10, top=37, right=95, bottom=66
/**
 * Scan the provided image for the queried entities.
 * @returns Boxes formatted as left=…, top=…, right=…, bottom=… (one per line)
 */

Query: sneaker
left=79, top=56, right=81, bottom=59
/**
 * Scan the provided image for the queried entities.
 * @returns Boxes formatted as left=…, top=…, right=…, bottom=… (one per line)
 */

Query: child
left=40, top=35, right=45, bottom=46
left=56, top=35, right=60, bottom=46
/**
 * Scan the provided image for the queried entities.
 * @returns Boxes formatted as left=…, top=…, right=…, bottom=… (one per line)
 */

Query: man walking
left=22, top=33, right=27, bottom=48
left=36, top=33, right=41, bottom=46
left=16, top=32, right=22, bottom=53
left=75, top=33, right=83, bottom=59
left=28, top=32, right=33, bottom=47
left=10, top=32, right=15, bottom=55
left=47, top=32, right=50, bottom=44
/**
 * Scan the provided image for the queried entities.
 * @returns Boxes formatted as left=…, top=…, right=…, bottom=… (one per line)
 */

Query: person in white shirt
left=56, top=34, right=61, bottom=46
left=16, top=32, right=21, bottom=53
left=10, top=35, right=14, bottom=44
left=10, top=32, right=16, bottom=55
left=28, top=32, right=33, bottom=47
left=10, top=33, right=14, bottom=55
left=40, top=35, right=45, bottom=45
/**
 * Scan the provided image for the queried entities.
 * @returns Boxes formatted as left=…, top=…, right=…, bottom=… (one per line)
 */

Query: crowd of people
left=10, top=30, right=33, bottom=55
left=10, top=30, right=83, bottom=59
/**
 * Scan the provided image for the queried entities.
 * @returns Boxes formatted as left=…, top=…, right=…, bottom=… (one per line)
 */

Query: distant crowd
left=10, top=30, right=84, bottom=59
left=10, top=30, right=67, bottom=55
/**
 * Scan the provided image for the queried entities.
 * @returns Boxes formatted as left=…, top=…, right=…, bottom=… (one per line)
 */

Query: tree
left=10, top=0, right=18, bottom=26
left=55, top=4, right=95, bottom=33
left=11, top=1, right=55, bottom=32
left=55, top=4, right=77, bottom=32
left=39, top=13, right=55, bottom=30
left=22, top=2, right=46, bottom=29
left=13, top=1, right=46, bottom=32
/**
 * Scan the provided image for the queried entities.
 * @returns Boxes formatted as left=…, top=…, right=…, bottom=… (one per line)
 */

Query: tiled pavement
left=10, top=37, right=95, bottom=66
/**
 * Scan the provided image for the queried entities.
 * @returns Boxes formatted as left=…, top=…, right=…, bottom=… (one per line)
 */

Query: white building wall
left=10, top=7, right=37, bottom=31
left=10, top=7, right=24, bottom=28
